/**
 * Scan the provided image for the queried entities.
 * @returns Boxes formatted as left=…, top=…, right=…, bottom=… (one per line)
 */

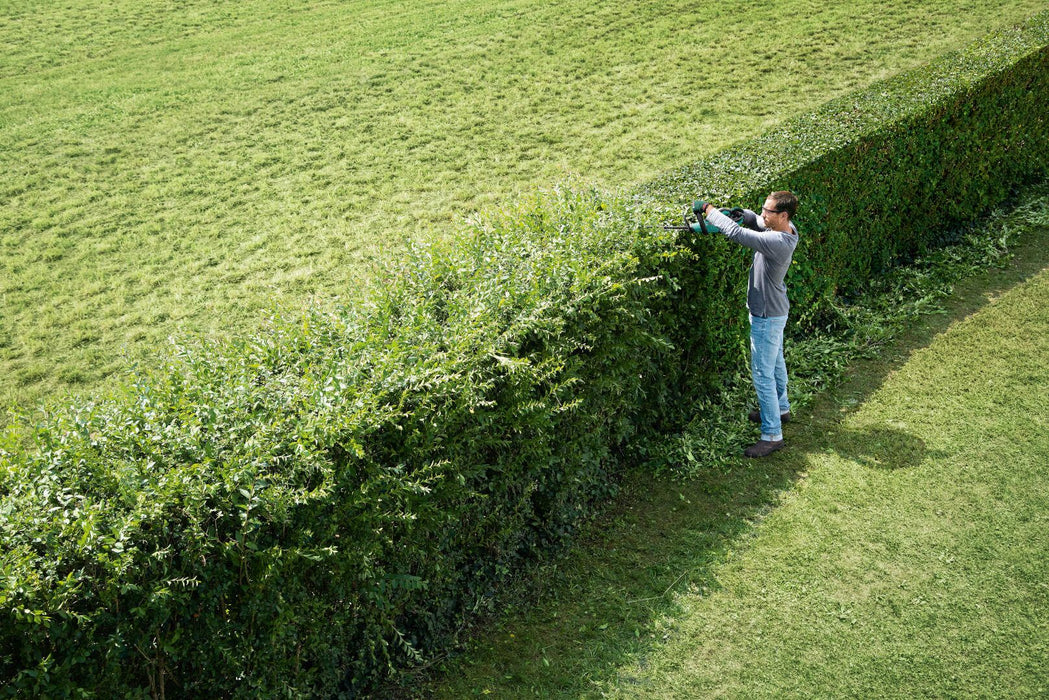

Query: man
left=699, top=191, right=799, bottom=458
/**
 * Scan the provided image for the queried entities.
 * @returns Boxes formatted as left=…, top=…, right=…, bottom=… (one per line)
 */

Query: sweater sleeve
left=707, top=209, right=777, bottom=255
left=707, top=209, right=798, bottom=255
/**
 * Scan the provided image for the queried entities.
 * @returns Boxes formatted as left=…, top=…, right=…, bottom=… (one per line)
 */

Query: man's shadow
left=821, top=425, right=939, bottom=471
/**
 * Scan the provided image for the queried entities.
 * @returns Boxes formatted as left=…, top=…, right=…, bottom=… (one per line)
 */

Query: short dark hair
left=770, top=191, right=798, bottom=219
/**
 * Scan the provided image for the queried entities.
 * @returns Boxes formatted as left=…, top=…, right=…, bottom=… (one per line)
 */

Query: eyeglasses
left=761, top=206, right=786, bottom=216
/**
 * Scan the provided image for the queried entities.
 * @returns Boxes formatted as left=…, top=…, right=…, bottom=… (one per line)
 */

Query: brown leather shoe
left=744, top=439, right=785, bottom=458
left=747, top=409, right=792, bottom=425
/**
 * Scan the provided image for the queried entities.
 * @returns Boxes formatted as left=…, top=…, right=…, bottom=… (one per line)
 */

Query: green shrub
left=2, top=11, right=1047, bottom=697
left=0, top=188, right=683, bottom=697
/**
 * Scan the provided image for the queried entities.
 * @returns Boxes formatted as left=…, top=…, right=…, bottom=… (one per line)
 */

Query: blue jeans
left=749, top=314, right=790, bottom=440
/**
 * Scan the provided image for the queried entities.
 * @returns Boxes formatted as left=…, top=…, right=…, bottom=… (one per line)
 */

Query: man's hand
left=693, top=200, right=715, bottom=218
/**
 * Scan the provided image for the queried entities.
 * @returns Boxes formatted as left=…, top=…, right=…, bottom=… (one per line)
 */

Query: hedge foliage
left=2, top=11, right=1048, bottom=698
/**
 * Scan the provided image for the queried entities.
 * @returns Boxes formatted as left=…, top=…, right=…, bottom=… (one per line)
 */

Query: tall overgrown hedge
left=2, top=11, right=1048, bottom=698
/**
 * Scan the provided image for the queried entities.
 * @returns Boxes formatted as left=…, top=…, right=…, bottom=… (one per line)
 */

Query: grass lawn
left=422, top=188, right=1049, bottom=697
left=2, top=0, right=1046, bottom=410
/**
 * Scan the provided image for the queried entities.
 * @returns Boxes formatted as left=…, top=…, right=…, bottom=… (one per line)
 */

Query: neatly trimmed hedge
left=2, top=11, right=1048, bottom=697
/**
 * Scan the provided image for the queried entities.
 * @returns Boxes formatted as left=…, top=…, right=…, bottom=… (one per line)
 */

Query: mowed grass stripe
left=2, top=0, right=1046, bottom=409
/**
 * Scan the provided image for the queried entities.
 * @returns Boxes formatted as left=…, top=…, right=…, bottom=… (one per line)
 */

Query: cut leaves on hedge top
left=2, top=10, right=1048, bottom=698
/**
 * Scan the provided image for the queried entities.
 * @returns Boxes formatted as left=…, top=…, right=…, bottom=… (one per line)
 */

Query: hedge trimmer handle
left=663, top=200, right=741, bottom=237
left=692, top=200, right=710, bottom=234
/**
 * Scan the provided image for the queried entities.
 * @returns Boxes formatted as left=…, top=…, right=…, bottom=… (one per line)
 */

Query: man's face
left=761, top=198, right=787, bottom=230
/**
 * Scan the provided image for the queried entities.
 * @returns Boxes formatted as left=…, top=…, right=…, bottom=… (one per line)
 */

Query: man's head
left=761, top=191, right=798, bottom=231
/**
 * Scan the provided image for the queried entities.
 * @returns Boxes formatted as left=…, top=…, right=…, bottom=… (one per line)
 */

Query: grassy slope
left=2, top=0, right=1046, bottom=410
left=425, top=192, right=1049, bottom=697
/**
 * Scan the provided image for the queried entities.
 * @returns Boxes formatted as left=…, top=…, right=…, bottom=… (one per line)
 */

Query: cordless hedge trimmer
left=663, top=199, right=755, bottom=236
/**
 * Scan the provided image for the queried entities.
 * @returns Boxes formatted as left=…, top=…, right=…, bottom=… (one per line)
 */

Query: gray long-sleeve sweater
left=707, top=208, right=798, bottom=318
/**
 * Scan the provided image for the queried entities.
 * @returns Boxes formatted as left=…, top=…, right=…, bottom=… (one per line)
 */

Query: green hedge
left=641, top=11, right=1049, bottom=376
left=2, top=11, right=1047, bottom=697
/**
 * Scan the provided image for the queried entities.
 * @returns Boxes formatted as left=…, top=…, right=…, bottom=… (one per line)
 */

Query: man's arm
left=705, top=207, right=778, bottom=254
